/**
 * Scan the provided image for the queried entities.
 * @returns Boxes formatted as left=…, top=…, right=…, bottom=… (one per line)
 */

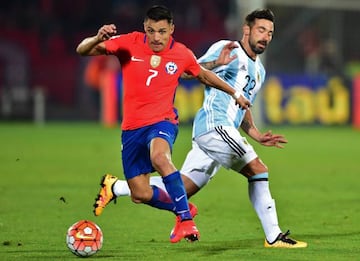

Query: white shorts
left=180, top=126, right=258, bottom=188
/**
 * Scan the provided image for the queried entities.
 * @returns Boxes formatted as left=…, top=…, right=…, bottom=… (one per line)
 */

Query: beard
left=249, top=40, right=267, bottom=54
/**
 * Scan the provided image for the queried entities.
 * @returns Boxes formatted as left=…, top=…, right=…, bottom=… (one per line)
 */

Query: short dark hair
left=245, top=9, right=275, bottom=27
left=145, top=5, right=173, bottom=24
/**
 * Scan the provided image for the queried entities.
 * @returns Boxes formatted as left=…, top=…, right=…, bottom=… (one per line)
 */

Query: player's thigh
left=195, top=126, right=258, bottom=172
left=180, top=141, right=221, bottom=188
left=122, top=127, right=154, bottom=179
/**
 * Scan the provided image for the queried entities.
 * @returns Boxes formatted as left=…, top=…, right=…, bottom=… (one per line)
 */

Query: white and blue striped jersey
left=193, top=40, right=266, bottom=138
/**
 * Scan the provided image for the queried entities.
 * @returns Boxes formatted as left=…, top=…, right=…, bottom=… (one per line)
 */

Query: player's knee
left=130, top=190, right=153, bottom=203
left=258, top=163, right=268, bottom=173
left=251, top=165, right=268, bottom=175
left=242, top=158, right=268, bottom=176
left=151, top=152, right=170, bottom=171
left=253, top=158, right=267, bottom=171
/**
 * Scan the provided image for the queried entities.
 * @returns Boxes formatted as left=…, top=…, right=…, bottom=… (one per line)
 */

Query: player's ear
left=243, top=25, right=250, bottom=36
left=170, top=23, right=175, bottom=34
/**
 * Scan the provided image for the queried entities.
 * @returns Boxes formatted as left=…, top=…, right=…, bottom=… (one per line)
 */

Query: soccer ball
left=66, top=220, right=103, bottom=257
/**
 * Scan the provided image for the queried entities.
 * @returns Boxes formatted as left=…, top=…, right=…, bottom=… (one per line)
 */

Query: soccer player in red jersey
left=76, top=5, right=250, bottom=243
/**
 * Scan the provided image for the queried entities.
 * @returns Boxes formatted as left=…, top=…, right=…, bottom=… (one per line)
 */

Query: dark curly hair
left=245, top=9, right=275, bottom=27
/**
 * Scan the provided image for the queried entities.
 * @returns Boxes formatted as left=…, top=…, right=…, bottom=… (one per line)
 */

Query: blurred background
left=1, top=0, right=360, bottom=127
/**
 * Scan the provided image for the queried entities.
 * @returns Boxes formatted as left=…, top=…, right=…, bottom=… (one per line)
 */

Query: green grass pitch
left=0, top=123, right=359, bottom=260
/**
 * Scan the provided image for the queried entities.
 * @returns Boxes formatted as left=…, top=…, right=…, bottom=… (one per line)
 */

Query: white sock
left=248, top=180, right=282, bottom=243
left=112, top=176, right=166, bottom=197
left=113, top=180, right=131, bottom=196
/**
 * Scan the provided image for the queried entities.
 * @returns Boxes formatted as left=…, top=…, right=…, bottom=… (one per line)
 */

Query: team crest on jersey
left=165, top=62, right=178, bottom=75
left=150, top=55, right=161, bottom=68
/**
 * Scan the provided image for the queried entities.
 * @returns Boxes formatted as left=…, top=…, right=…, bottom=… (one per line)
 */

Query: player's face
left=248, top=19, right=274, bottom=54
left=144, top=19, right=174, bottom=52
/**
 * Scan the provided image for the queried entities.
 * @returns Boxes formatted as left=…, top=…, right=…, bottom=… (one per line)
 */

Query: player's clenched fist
left=97, top=24, right=117, bottom=41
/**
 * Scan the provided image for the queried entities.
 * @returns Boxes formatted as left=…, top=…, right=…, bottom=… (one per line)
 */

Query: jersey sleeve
left=104, top=32, right=137, bottom=55
left=183, top=48, right=201, bottom=77
left=104, top=36, right=124, bottom=55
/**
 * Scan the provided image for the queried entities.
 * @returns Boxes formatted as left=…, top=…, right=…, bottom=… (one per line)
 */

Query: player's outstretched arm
left=201, top=41, right=239, bottom=70
left=181, top=41, right=238, bottom=79
left=76, top=24, right=117, bottom=56
left=241, top=110, right=288, bottom=148
left=258, top=130, right=288, bottom=148
left=196, top=67, right=251, bottom=110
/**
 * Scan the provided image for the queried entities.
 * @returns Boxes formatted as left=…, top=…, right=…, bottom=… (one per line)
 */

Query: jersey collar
left=238, top=41, right=257, bottom=62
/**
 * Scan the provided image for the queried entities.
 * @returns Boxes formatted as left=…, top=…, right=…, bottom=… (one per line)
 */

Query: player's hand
left=216, top=41, right=239, bottom=66
left=97, top=24, right=117, bottom=41
left=258, top=130, right=288, bottom=148
left=233, top=92, right=251, bottom=110
left=235, top=95, right=251, bottom=110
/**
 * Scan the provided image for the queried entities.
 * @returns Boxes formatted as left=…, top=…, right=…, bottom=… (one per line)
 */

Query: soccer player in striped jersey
left=110, top=8, right=307, bottom=248
left=177, top=8, right=307, bottom=248
left=76, top=5, right=250, bottom=243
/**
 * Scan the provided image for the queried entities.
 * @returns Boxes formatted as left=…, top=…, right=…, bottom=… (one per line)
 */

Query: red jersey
left=104, top=32, right=201, bottom=130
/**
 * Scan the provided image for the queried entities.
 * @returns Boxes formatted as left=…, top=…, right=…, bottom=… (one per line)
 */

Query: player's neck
left=240, top=40, right=257, bottom=61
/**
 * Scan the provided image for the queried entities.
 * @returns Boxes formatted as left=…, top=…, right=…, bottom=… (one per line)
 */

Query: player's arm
left=196, top=66, right=250, bottom=110
left=181, top=41, right=238, bottom=79
left=76, top=24, right=117, bottom=56
left=241, top=110, right=288, bottom=148
left=206, top=41, right=238, bottom=68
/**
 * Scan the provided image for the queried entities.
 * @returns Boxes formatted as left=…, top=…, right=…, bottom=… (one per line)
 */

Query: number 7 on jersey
left=146, top=69, right=158, bottom=86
